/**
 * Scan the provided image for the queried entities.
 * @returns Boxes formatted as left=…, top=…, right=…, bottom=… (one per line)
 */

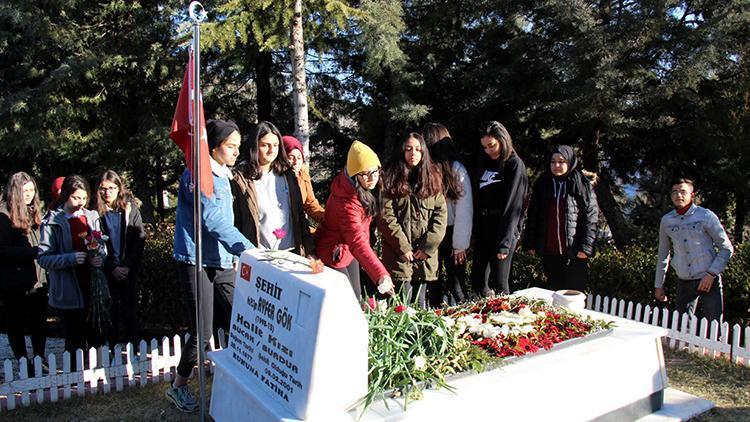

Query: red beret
left=282, top=135, right=304, bottom=159
left=51, top=177, right=65, bottom=202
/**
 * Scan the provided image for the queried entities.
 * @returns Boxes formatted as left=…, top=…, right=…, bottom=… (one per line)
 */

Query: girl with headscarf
left=523, top=145, right=599, bottom=292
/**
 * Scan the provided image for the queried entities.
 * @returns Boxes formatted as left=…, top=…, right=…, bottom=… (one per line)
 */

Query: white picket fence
left=0, top=331, right=227, bottom=412
left=0, top=297, right=748, bottom=412
left=585, top=294, right=750, bottom=366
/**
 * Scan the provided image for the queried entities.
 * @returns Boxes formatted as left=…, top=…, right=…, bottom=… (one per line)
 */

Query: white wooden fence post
left=19, top=357, right=30, bottom=406
left=139, top=341, right=148, bottom=387
left=101, top=345, right=111, bottom=394
left=75, top=349, right=85, bottom=398
left=62, top=352, right=71, bottom=400
left=34, top=356, right=44, bottom=404
left=5, top=359, right=15, bottom=410
left=49, top=354, right=58, bottom=403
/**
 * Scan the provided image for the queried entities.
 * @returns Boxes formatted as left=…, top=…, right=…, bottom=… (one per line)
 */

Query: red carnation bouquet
left=80, top=230, right=112, bottom=335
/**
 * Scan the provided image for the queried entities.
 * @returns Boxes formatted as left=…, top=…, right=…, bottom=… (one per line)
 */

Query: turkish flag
left=170, top=49, right=213, bottom=197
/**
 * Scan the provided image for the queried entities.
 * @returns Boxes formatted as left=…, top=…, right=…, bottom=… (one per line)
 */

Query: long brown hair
left=93, top=170, right=132, bottom=215
left=483, top=121, right=515, bottom=163
left=2, top=172, right=42, bottom=233
left=423, top=122, right=464, bottom=201
left=239, top=121, right=291, bottom=180
left=383, top=133, right=443, bottom=199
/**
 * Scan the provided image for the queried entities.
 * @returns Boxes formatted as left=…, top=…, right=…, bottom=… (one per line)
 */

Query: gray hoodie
left=38, top=207, right=103, bottom=309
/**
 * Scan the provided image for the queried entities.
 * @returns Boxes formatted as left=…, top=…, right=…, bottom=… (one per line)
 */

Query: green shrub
left=137, top=222, right=187, bottom=335
left=722, top=242, right=750, bottom=327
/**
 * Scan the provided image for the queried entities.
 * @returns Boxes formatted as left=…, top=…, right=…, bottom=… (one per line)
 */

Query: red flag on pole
left=170, top=48, right=213, bottom=198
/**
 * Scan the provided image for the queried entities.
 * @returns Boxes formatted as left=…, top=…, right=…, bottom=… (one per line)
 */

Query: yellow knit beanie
left=346, top=141, right=381, bottom=176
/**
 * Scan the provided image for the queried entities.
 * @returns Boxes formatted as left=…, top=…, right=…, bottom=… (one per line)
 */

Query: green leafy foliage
left=137, top=222, right=185, bottom=334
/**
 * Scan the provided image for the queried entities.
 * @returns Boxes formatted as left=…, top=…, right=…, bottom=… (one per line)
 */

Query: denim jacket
left=38, top=207, right=104, bottom=309
left=173, top=164, right=255, bottom=269
left=655, top=204, right=733, bottom=287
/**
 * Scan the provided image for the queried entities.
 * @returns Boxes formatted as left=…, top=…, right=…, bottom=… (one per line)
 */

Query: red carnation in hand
left=272, top=228, right=287, bottom=240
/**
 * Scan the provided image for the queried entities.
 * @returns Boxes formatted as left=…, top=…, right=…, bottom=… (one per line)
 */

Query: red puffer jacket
left=315, top=170, right=389, bottom=283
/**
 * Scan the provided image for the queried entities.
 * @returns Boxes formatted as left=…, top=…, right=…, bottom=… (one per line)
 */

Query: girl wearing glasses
left=472, top=121, right=528, bottom=297
left=0, top=172, right=48, bottom=367
left=523, top=145, right=598, bottom=292
left=379, top=133, right=447, bottom=308
left=315, top=141, right=395, bottom=299
left=93, top=170, right=145, bottom=346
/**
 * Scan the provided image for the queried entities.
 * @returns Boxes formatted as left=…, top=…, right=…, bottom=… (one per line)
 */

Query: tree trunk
left=594, top=171, right=633, bottom=249
left=256, top=50, right=273, bottom=122
left=290, top=0, right=310, bottom=156
left=582, top=124, right=633, bottom=249
left=131, top=163, right=155, bottom=224
left=735, top=191, right=746, bottom=243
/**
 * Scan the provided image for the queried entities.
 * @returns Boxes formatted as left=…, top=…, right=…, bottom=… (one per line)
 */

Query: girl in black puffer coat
left=523, top=145, right=598, bottom=292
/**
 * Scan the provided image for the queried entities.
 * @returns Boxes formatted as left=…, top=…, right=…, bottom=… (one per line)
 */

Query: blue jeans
left=675, top=276, right=724, bottom=324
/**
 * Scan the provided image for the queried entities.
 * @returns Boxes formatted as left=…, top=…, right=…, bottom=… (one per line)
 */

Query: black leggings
left=106, top=274, right=139, bottom=346
left=428, top=226, right=467, bottom=307
left=176, top=264, right=235, bottom=378
left=471, top=240, right=516, bottom=296
left=1, top=287, right=48, bottom=360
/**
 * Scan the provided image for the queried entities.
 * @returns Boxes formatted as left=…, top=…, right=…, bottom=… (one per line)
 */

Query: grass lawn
left=2, top=348, right=748, bottom=421
left=665, top=348, right=750, bottom=422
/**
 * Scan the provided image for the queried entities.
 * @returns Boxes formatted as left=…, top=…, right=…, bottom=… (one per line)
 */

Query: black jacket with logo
left=472, top=152, right=529, bottom=255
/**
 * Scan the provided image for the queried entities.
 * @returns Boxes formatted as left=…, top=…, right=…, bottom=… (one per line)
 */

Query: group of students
left=0, top=118, right=599, bottom=412
left=0, top=171, right=145, bottom=370
left=0, top=116, right=734, bottom=415
left=162, top=118, right=601, bottom=412
left=313, top=121, right=599, bottom=307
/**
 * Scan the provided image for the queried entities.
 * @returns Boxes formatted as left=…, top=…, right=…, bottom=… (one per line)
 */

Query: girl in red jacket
left=315, top=141, right=394, bottom=299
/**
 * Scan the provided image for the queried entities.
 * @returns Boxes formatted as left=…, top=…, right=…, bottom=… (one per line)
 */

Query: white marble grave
left=210, top=249, right=368, bottom=422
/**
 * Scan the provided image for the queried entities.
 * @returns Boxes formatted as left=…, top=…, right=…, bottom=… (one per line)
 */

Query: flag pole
left=189, top=2, right=208, bottom=420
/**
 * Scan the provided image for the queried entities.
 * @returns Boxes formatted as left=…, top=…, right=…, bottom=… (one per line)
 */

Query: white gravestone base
left=210, top=249, right=367, bottom=422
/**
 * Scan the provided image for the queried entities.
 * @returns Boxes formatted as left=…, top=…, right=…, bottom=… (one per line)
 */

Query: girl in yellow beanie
left=315, top=141, right=394, bottom=299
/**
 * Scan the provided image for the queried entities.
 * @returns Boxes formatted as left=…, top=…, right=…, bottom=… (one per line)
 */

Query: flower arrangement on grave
left=79, top=230, right=112, bottom=335
left=362, top=294, right=613, bottom=411
left=266, top=227, right=324, bottom=274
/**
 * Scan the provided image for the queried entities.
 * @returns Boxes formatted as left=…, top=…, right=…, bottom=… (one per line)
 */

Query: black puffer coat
left=523, top=173, right=598, bottom=258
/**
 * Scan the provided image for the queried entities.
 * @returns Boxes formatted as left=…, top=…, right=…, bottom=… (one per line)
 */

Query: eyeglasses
left=670, top=189, right=691, bottom=197
left=358, top=169, right=380, bottom=179
left=99, top=187, right=119, bottom=193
